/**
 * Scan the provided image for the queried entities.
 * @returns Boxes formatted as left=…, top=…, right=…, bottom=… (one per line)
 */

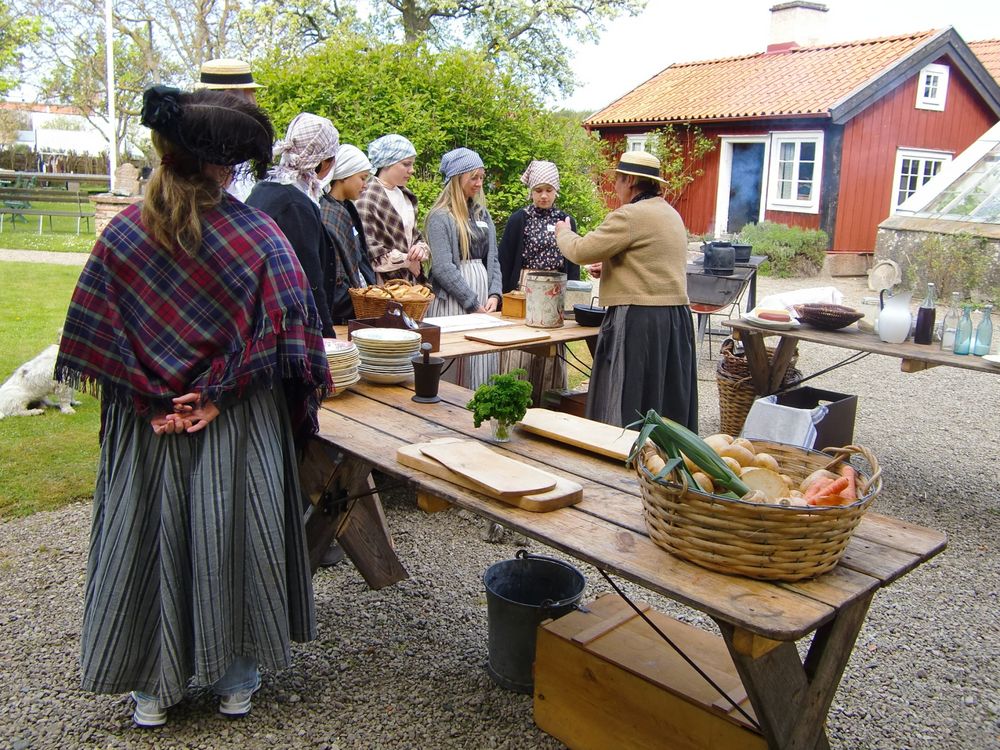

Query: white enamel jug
left=877, top=289, right=913, bottom=344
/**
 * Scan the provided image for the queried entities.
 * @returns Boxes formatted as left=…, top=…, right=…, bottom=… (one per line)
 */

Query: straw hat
left=615, top=150, right=666, bottom=184
left=198, top=58, right=263, bottom=90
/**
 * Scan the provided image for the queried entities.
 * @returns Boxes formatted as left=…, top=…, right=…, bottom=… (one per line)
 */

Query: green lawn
left=0, top=200, right=97, bottom=253
left=0, top=262, right=99, bottom=519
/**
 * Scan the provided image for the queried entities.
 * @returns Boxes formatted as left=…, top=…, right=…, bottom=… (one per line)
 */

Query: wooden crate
left=533, top=593, right=765, bottom=750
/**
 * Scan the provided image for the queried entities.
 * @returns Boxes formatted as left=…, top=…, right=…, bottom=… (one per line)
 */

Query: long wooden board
left=397, top=440, right=582, bottom=512
left=463, top=328, right=552, bottom=346
left=418, top=439, right=557, bottom=497
left=518, top=408, right=640, bottom=462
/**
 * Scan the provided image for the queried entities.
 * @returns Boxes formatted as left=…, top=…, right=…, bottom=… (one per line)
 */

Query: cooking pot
left=701, top=241, right=736, bottom=276
left=573, top=297, right=606, bottom=327
left=731, top=243, right=752, bottom=263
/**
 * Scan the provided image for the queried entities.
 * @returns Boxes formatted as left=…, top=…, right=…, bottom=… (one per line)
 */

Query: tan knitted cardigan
left=556, top=197, right=689, bottom=308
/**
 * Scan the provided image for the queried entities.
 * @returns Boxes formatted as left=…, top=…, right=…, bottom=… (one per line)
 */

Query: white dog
left=0, top=345, right=80, bottom=419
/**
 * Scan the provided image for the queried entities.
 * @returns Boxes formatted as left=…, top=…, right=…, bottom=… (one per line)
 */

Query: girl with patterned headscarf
left=354, top=133, right=430, bottom=283
left=246, top=113, right=341, bottom=335
left=496, top=160, right=580, bottom=402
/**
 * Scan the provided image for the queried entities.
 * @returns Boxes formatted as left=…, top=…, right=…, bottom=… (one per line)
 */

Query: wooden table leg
left=741, top=332, right=800, bottom=395
left=715, top=592, right=874, bottom=750
left=299, top=439, right=409, bottom=588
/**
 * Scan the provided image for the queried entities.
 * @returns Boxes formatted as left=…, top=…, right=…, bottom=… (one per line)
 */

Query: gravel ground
left=1, top=271, right=998, bottom=750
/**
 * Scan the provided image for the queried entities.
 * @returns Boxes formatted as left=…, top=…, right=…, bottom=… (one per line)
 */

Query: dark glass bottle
left=913, top=282, right=936, bottom=345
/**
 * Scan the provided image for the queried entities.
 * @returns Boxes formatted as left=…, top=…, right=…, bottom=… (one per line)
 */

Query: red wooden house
left=585, top=22, right=1000, bottom=255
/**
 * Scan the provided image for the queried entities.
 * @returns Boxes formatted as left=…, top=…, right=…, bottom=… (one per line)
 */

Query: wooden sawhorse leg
left=715, top=592, right=874, bottom=749
left=299, top=438, right=409, bottom=589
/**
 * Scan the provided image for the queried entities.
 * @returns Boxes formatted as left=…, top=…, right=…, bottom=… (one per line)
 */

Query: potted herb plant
left=466, top=369, right=534, bottom=442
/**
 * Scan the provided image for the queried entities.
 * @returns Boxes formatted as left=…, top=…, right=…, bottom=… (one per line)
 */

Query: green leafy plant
left=904, top=231, right=994, bottom=301
left=735, top=221, right=829, bottom=277
left=644, top=125, right=717, bottom=204
left=466, top=369, right=534, bottom=437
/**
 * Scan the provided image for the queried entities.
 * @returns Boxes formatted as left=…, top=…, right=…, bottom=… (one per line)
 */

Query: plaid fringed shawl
left=56, top=198, right=332, bottom=437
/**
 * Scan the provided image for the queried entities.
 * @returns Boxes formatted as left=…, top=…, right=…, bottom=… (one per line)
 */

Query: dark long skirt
left=79, top=387, right=316, bottom=706
left=586, top=305, right=698, bottom=431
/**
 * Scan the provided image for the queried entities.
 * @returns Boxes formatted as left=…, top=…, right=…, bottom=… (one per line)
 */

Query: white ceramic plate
left=742, top=313, right=801, bottom=331
left=981, top=354, right=1000, bottom=366
left=359, top=370, right=412, bottom=384
left=351, top=328, right=422, bottom=344
left=324, top=339, right=358, bottom=354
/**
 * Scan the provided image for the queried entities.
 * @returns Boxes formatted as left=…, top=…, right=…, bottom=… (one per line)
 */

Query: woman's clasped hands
left=150, top=392, right=221, bottom=435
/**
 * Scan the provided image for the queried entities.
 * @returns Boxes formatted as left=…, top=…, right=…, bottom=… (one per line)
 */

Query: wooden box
left=533, top=593, right=765, bottom=750
left=501, top=290, right=526, bottom=319
left=347, top=317, right=441, bottom=352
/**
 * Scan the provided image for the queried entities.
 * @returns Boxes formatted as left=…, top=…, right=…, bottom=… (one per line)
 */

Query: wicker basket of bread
left=349, top=280, right=435, bottom=321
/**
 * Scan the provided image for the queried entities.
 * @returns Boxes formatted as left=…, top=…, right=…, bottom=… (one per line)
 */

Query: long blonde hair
left=427, top=175, right=486, bottom=260
left=141, top=131, right=223, bottom=256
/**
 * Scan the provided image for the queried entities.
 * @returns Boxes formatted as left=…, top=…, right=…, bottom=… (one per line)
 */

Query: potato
left=681, top=452, right=699, bottom=475
left=646, top=454, right=666, bottom=475
left=721, top=456, right=742, bottom=474
left=741, top=489, right=769, bottom=504
left=704, top=434, right=732, bottom=454
left=720, top=444, right=756, bottom=468
left=779, top=473, right=794, bottom=487
left=733, top=437, right=756, bottom=454
left=691, top=472, right=714, bottom=494
left=753, top=452, right=780, bottom=472
left=740, top=467, right=789, bottom=501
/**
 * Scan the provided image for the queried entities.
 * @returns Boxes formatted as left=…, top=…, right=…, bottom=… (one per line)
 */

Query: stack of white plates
left=352, top=328, right=422, bottom=384
left=324, top=339, right=361, bottom=395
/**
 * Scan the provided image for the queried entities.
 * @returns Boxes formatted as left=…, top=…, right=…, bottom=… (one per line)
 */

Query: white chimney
left=767, top=1, right=829, bottom=52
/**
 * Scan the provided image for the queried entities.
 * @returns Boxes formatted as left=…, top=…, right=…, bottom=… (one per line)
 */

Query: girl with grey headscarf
left=247, top=113, right=341, bottom=335
left=355, top=134, right=430, bottom=283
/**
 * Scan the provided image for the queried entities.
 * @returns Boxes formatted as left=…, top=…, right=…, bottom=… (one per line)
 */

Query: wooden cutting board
left=463, top=328, right=552, bottom=346
left=396, top=439, right=582, bottom=512
left=518, top=408, right=640, bottom=462
left=418, top=439, right=556, bottom=497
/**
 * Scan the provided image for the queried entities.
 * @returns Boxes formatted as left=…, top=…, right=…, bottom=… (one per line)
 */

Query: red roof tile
left=970, top=39, right=1000, bottom=84
left=586, top=30, right=940, bottom=126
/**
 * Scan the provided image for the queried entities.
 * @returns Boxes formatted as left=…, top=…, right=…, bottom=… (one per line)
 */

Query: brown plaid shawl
left=354, top=181, right=426, bottom=283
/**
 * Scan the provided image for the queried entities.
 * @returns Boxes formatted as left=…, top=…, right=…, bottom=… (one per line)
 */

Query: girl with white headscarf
left=247, top=113, right=341, bottom=335
left=497, top=160, right=580, bottom=403
left=355, top=134, right=430, bottom=283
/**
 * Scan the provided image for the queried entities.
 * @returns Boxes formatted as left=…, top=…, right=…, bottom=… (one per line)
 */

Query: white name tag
left=476, top=220, right=488, bottom=228
left=353, top=227, right=359, bottom=236
left=547, top=224, right=556, bottom=232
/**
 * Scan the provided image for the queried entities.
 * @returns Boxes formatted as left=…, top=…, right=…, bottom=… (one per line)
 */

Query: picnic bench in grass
left=305, top=377, right=946, bottom=749
left=0, top=186, right=95, bottom=234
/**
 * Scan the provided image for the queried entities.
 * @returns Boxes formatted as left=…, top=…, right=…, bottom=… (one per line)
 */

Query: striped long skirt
left=79, top=387, right=315, bottom=706
left=428, top=259, right=499, bottom=390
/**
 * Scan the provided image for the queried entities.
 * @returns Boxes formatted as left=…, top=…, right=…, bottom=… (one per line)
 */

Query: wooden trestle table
left=303, top=378, right=946, bottom=750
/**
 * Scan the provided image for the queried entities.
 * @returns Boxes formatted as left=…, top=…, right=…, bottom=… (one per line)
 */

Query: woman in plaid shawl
left=56, top=86, right=331, bottom=728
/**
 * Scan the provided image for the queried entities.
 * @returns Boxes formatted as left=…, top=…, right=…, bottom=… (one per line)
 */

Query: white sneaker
left=219, top=674, right=261, bottom=717
left=130, top=691, right=167, bottom=727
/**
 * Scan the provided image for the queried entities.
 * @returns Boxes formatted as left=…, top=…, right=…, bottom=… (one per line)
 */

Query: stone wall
left=875, top=215, right=1000, bottom=297
left=90, top=194, right=142, bottom=236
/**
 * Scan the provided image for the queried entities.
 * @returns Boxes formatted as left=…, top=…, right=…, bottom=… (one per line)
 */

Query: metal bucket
left=483, top=549, right=585, bottom=693
left=524, top=271, right=567, bottom=328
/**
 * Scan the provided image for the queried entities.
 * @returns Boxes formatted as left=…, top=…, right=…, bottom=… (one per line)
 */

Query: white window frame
left=765, top=131, right=824, bottom=214
left=891, top=147, right=952, bottom=213
left=915, top=63, right=949, bottom=111
left=625, top=134, right=651, bottom=153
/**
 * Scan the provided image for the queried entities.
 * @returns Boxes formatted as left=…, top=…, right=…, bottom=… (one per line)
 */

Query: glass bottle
left=913, top=282, right=936, bottom=345
left=939, top=292, right=961, bottom=351
left=953, top=306, right=973, bottom=355
left=973, top=304, right=993, bottom=356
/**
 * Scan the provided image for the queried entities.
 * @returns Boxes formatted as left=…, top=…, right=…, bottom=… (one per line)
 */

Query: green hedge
left=736, top=222, right=829, bottom=277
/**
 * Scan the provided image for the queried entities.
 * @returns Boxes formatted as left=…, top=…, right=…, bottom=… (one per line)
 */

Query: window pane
left=800, top=142, right=816, bottom=162
left=780, top=142, right=795, bottom=161
left=798, top=162, right=814, bottom=182
left=778, top=179, right=792, bottom=200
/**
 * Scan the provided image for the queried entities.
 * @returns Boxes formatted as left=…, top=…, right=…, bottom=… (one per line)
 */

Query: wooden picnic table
left=306, top=377, right=946, bottom=749
left=725, top=318, right=999, bottom=396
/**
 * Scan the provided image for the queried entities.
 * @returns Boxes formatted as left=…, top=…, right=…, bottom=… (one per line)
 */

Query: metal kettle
left=701, top=241, right=736, bottom=276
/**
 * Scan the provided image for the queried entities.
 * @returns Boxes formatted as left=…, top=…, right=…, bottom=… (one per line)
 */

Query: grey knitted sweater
left=425, top=205, right=502, bottom=312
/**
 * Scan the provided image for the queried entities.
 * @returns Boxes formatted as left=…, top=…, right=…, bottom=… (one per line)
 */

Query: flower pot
left=491, top=419, right=514, bottom=443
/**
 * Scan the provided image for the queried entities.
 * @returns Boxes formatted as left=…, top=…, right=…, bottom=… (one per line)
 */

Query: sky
left=553, top=0, right=1000, bottom=113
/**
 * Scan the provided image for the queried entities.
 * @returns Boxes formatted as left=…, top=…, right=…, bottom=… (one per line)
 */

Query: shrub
left=904, top=232, right=994, bottom=301
left=735, top=222, right=829, bottom=277
left=256, top=35, right=609, bottom=233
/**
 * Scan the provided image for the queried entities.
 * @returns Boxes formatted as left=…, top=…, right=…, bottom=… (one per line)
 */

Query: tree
left=642, top=125, right=717, bottom=204
left=257, top=34, right=609, bottom=231
left=0, top=0, right=40, bottom=95
left=369, top=0, right=646, bottom=95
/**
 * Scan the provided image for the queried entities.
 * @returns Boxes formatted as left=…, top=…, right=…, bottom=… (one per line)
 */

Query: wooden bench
left=0, top=187, right=95, bottom=234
